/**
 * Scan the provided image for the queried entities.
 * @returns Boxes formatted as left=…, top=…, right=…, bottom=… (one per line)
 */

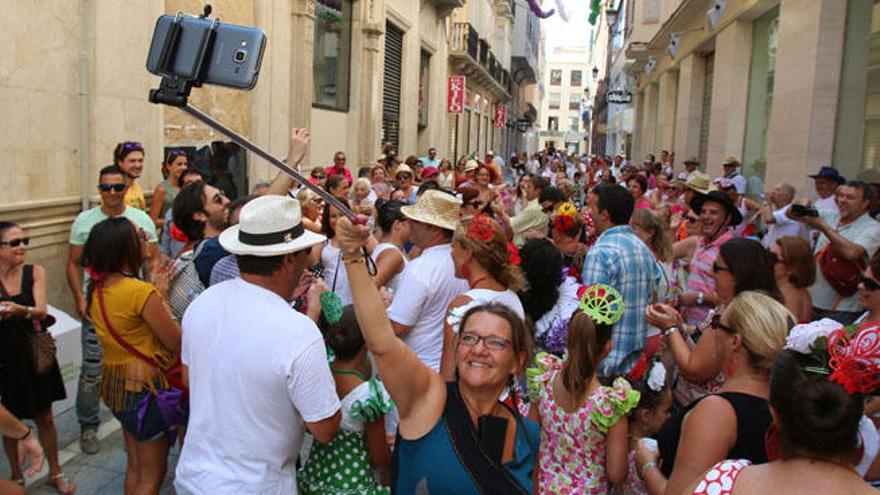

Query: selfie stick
left=147, top=8, right=359, bottom=224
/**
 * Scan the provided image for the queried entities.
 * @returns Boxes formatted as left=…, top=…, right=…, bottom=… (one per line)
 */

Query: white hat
left=219, top=195, right=326, bottom=256
left=401, top=189, right=462, bottom=231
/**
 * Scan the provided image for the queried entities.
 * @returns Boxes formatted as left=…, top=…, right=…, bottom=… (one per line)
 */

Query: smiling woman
left=335, top=215, right=539, bottom=494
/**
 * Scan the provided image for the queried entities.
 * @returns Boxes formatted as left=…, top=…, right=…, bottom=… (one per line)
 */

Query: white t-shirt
left=386, top=244, right=469, bottom=371
left=815, top=195, right=838, bottom=213
left=371, top=242, right=408, bottom=293
left=762, top=204, right=804, bottom=248
left=445, top=288, right=525, bottom=334
left=322, top=242, right=353, bottom=306
left=176, top=278, right=340, bottom=495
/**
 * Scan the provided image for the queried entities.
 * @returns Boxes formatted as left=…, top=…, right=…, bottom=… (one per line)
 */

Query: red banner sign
left=494, top=105, right=507, bottom=128
left=447, top=76, right=465, bottom=114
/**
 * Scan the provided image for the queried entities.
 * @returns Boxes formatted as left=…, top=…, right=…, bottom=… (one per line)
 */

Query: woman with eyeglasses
left=297, top=188, right=325, bottom=234
left=334, top=215, right=538, bottom=494
left=149, top=150, right=189, bottom=231
left=81, top=218, right=183, bottom=495
left=769, top=236, right=815, bottom=323
left=646, top=238, right=782, bottom=407
left=635, top=292, right=793, bottom=495
left=0, top=222, right=73, bottom=494
left=393, top=165, right=417, bottom=205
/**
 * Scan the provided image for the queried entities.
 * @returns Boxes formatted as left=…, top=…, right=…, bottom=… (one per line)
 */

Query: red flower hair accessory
left=466, top=212, right=496, bottom=243
left=826, top=322, right=880, bottom=395
left=507, top=242, right=521, bottom=266
left=553, top=214, right=575, bottom=233
left=85, top=265, right=106, bottom=283
left=170, top=223, right=189, bottom=243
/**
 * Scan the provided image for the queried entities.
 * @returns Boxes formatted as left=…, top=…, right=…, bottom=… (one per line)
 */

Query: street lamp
left=592, top=66, right=599, bottom=79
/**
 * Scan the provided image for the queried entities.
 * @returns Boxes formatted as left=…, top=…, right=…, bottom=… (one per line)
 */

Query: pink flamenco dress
left=527, top=353, right=640, bottom=495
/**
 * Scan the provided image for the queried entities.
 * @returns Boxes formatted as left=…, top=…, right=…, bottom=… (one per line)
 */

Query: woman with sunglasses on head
left=371, top=200, right=410, bottom=294
left=113, top=141, right=147, bottom=211
left=0, top=222, right=74, bottom=494
left=636, top=292, right=793, bottom=495
left=81, top=217, right=183, bottom=495
left=646, top=238, right=782, bottom=406
left=334, top=215, right=539, bottom=494
left=769, top=236, right=815, bottom=323
left=149, top=149, right=189, bottom=231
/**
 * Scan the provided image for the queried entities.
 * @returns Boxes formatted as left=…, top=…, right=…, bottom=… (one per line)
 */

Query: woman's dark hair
left=173, top=182, right=208, bottom=242
left=321, top=204, right=340, bottom=239
left=770, top=349, right=863, bottom=461
left=328, top=305, right=366, bottom=361
left=518, top=239, right=563, bottom=322
left=417, top=180, right=441, bottom=196
left=627, top=174, right=648, bottom=195
left=113, top=141, right=144, bottom=163
left=776, top=236, right=816, bottom=288
left=376, top=200, right=407, bottom=235
left=81, top=218, right=144, bottom=310
left=325, top=175, right=349, bottom=197
left=457, top=302, right=532, bottom=365
left=719, top=238, right=782, bottom=301
left=625, top=372, right=668, bottom=413
left=0, top=222, right=19, bottom=239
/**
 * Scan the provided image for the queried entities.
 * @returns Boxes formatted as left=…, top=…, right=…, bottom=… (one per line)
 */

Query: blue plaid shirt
left=581, top=225, right=660, bottom=377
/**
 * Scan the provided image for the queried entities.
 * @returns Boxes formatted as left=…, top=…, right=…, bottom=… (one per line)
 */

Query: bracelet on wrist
left=15, top=427, right=31, bottom=441
left=639, top=461, right=658, bottom=478
left=663, top=325, right=679, bottom=337
left=24, top=306, right=33, bottom=319
left=342, top=255, right=365, bottom=265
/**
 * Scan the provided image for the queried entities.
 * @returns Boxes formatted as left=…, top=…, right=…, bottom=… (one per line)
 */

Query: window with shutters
left=570, top=70, right=582, bottom=87
left=698, top=52, right=715, bottom=166
left=550, top=70, right=562, bottom=86
left=569, top=94, right=581, bottom=110
left=382, top=22, right=404, bottom=151
left=313, top=0, right=352, bottom=111
left=549, top=92, right=561, bottom=110
left=568, top=117, right=579, bottom=132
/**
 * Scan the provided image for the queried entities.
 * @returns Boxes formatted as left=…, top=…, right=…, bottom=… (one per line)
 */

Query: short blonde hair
left=725, top=291, right=794, bottom=372
left=297, top=187, right=319, bottom=204
left=353, top=177, right=371, bottom=192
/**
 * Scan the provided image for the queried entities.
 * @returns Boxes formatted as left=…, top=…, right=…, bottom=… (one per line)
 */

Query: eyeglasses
left=710, top=313, right=736, bottom=333
left=459, top=332, right=512, bottom=351
left=542, top=204, right=556, bottom=214
left=712, top=262, right=731, bottom=273
left=99, top=183, right=126, bottom=193
left=334, top=157, right=346, bottom=162
left=0, top=238, right=29, bottom=248
left=311, top=198, right=325, bottom=205
left=860, top=275, right=880, bottom=292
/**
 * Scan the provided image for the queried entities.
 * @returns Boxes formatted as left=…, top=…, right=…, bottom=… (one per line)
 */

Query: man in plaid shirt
left=582, top=183, right=661, bottom=377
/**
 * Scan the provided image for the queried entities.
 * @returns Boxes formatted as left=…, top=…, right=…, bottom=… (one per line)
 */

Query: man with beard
left=112, top=141, right=147, bottom=210
left=173, top=181, right=231, bottom=287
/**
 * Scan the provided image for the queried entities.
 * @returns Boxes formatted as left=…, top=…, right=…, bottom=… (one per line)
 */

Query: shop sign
left=447, top=76, right=466, bottom=113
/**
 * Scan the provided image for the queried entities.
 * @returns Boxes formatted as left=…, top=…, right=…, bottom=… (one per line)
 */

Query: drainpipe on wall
left=79, top=0, right=91, bottom=211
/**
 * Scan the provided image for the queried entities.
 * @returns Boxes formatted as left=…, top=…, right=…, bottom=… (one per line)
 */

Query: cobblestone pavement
left=0, top=407, right=179, bottom=494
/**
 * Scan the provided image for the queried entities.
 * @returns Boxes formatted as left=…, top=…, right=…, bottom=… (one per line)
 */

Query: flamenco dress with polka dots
left=691, top=459, right=751, bottom=495
left=298, top=371, right=394, bottom=495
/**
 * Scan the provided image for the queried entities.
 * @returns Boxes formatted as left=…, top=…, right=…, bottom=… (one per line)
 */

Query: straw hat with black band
left=219, top=195, right=327, bottom=256
left=400, top=189, right=461, bottom=231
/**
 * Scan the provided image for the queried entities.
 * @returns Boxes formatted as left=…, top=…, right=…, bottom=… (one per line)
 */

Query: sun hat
left=809, top=166, right=846, bottom=185
left=464, top=160, right=479, bottom=173
left=395, top=164, right=414, bottom=178
left=690, top=190, right=743, bottom=226
left=219, top=195, right=326, bottom=256
left=722, top=155, right=740, bottom=167
left=421, top=166, right=440, bottom=180
left=401, top=189, right=462, bottom=231
left=684, top=155, right=699, bottom=165
left=686, top=172, right=712, bottom=195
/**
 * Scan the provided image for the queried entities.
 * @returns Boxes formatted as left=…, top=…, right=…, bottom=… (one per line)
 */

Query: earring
left=461, top=263, right=472, bottom=279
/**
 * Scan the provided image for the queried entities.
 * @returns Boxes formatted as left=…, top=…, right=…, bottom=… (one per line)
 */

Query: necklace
left=469, top=275, right=489, bottom=289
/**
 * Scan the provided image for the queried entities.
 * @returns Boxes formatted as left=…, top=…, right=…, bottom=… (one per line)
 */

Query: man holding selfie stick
left=788, top=181, right=880, bottom=324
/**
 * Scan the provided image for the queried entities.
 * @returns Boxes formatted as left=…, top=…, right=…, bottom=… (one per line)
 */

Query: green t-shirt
left=69, top=206, right=158, bottom=297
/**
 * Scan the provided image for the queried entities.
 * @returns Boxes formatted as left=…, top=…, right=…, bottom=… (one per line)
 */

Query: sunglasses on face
left=459, top=332, right=511, bottom=351
left=861, top=275, right=880, bottom=292
left=0, top=237, right=29, bottom=248
left=99, top=183, right=126, bottom=193
left=397, top=173, right=412, bottom=180
left=712, top=262, right=730, bottom=273
left=710, top=313, right=736, bottom=333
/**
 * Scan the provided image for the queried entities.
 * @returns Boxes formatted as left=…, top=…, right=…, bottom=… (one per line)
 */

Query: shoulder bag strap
left=442, top=382, right=530, bottom=495
left=95, top=281, right=160, bottom=369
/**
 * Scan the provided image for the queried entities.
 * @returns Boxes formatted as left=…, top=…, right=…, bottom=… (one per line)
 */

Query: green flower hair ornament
left=578, top=284, right=625, bottom=325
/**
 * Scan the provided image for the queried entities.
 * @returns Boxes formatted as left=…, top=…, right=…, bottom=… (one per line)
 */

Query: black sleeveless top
left=657, top=392, right=771, bottom=477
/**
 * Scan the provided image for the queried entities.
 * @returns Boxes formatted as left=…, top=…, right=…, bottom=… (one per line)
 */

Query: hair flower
left=647, top=360, right=667, bottom=392
left=507, top=242, right=521, bottom=266
left=556, top=201, right=577, bottom=219
left=784, top=318, right=843, bottom=354
left=826, top=323, right=880, bottom=395
left=553, top=214, right=575, bottom=233
left=85, top=265, right=106, bottom=283
left=466, top=212, right=495, bottom=242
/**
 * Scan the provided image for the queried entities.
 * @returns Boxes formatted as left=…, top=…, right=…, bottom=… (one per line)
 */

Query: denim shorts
left=111, top=388, right=187, bottom=442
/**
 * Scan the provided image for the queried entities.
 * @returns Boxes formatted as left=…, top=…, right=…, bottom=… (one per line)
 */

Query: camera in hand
left=790, top=204, right=819, bottom=217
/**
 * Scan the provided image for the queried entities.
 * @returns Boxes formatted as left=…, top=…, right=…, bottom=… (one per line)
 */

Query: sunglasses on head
left=861, top=275, right=880, bottom=292
left=99, top=183, right=126, bottom=193
left=122, top=142, right=143, bottom=150
left=0, top=237, right=29, bottom=248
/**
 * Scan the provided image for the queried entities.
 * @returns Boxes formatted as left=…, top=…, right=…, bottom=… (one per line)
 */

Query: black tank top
left=657, top=392, right=771, bottom=477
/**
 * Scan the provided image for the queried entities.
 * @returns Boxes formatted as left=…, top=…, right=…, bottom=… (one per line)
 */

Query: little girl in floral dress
left=299, top=306, right=394, bottom=495
left=527, top=284, right=640, bottom=494
left=620, top=359, right=673, bottom=495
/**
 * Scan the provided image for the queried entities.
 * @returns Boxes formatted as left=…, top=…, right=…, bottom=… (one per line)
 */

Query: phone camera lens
left=233, top=49, right=247, bottom=63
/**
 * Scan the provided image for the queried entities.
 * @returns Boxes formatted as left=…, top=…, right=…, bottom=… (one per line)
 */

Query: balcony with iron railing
left=430, top=0, right=466, bottom=18
left=449, top=22, right=511, bottom=100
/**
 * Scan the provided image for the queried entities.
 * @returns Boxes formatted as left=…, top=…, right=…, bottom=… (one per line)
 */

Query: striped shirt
left=683, top=229, right=734, bottom=325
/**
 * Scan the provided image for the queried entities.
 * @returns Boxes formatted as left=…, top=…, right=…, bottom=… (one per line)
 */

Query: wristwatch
left=640, top=461, right=658, bottom=478
left=695, top=292, right=704, bottom=305
left=663, top=325, right=679, bottom=337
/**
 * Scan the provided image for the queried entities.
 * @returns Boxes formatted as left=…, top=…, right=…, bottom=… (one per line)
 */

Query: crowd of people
left=2, top=129, right=880, bottom=495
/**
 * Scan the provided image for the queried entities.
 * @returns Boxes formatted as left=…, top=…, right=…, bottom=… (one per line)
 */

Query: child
left=298, top=305, right=393, bottom=495
left=528, top=284, right=640, bottom=494
left=620, top=360, right=673, bottom=495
